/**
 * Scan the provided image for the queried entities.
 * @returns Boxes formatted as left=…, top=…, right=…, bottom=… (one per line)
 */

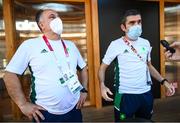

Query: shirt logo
left=119, top=113, right=126, bottom=120
left=41, top=49, right=48, bottom=53
left=123, top=49, right=129, bottom=54
left=142, top=47, right=146, bottom=52
left=66, top=48, right=70, bottom=53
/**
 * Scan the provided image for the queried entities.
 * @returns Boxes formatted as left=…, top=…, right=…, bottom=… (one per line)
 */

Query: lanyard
left=42, top=35, right=70, bottom=72
left=42, top=35, right=69, bottom=57
left=123, top=37, right=152, bottom=84
left=123, top=37, right=144, bottom=62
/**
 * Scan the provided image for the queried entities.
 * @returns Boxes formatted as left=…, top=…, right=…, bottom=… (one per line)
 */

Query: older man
left=3, top=9, right=88, bottom=122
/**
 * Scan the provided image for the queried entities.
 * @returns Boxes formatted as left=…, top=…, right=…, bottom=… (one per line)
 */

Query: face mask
left=127, top=25, right=142, bottom=40
left=49, top=17, right=63, bottom=35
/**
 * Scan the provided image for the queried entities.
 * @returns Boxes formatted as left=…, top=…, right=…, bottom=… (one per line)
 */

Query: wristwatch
left=80, top=88, right=88, bottom=93
left=160, top=79, right=168, bottom=85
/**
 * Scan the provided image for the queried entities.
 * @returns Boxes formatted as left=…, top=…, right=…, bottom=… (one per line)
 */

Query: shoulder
left=109, top=37, right=124, bottom=47
left=107, top=37, right=125, bottom=51
left=62, top=40, right=80, bottom=54
left=21, top=37, right=42, bottom=47
left=138, top=37, right=151, bottom=46
left=63, top=40, right=77, bottom=48
left=63, top=40, right=74, bottom=45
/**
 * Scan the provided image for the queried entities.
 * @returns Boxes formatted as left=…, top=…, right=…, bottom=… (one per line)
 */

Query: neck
left=124, top=35, right=136, bottom=41
left=44, top=32, right=61, bottom=41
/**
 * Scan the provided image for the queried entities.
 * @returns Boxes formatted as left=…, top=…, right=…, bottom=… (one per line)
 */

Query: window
left=165, top=3, right=180, bottom=95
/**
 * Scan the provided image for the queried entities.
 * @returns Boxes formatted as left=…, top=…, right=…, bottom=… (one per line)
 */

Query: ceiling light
left=32, top=3, right=73, bottom=12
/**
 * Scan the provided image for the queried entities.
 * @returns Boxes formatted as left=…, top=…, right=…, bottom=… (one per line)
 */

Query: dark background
left=98, top=0, right=161, bottom=105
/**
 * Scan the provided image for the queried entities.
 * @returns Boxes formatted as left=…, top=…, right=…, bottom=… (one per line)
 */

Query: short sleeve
left=72, top=43, right=86, bottom=69
left=146, top=40, right=152, bottom=62
left=5, top=41, right=30, bottom=75
left=148, top=46, right=152, bottom=62
left=102, top=41, right=119, bottom=65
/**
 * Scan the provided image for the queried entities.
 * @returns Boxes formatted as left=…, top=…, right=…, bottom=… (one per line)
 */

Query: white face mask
left=127, top=25, right=142, bottom=40
left=49, top=17, right=63, bottom=35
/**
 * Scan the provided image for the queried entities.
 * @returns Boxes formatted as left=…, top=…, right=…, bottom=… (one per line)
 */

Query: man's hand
left=19, top=102, right=46, bottom=123
left=101, top=84, right=113, bottom=101
left=76, top=92, right=87, bottom=109
left=164, top=81, right=175, bottom=96
left=164, top=41, right=180, bottom=61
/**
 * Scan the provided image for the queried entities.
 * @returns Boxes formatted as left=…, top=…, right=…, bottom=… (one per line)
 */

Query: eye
left=138, top=20, right=142, bottom=24
left=50, top=16, right=56, bottom=19
left=129, top=21, right=135, bottom=25
left=49, top=14, right=56, bottom=19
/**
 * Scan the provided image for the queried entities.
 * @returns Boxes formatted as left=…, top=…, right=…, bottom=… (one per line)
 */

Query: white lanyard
left=42, top=35, right=70, bottom=74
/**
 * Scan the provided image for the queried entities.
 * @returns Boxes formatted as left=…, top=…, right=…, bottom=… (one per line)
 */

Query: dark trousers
left=34, top=106, right=82, bottom=122
left=114, top=90, right=153, bottom=122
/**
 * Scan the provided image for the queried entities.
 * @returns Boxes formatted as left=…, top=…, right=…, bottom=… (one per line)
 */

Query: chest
left=28, top=44, right=78, bottom=70
left=118, top=43, right=150, bottom=62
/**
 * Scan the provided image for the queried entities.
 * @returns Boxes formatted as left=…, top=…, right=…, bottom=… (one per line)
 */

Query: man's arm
left=98, top=63, right=108, bottom=86
left=76, top=66, right=88, bottom=109
left=3, top=71, right=45, bottom=122
left=79, top=66, right=88, bottom=90
left=147, top=61, right=164, bottom=82
left=98, top=63, right=113, bottom=101
left=3, top=71, right=27, bottom=108
left=147, top=61, right=175, bottom=96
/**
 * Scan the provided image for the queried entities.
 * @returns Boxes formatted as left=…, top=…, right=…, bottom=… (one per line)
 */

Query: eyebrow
left=48, top=13, right=58, bottom=17
left=128, top=19, right=141, bottom=24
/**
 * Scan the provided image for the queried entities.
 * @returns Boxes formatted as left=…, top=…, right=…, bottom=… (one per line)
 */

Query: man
left=98, top=9, right=175, bottom=122
left=164, top=41, right=180, bottom=61
left=3, top=9, right=88, bottom=122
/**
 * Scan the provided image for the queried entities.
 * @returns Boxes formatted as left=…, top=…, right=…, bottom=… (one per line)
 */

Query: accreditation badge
left=59, top=71, right=70, bottom=86
left=67, top=71, right=83, bottom=94
left=59, top=70, right=83, bottom=94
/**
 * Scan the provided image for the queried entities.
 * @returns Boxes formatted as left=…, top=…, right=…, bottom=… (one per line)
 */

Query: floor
left=82, top=95, right=180, bottom=122
left=1, top=95, right=180, bottom=122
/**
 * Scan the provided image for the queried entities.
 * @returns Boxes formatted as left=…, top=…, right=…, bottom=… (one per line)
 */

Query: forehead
left=126, top=15, right=141, bottom=22
left=42, top=9, right=58, bottom=17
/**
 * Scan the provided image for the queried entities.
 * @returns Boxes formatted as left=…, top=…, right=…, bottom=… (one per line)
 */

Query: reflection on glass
left=14, top=2, right=87, bottom=61
left=0, top=0, right=11, bottom=120
left=0, top=0, right=6, bottom=70
left=0, top=18, right=6, bottom=70
left=32, top=3, right=74, bottom=12
left=165, top=3, right=180, bottom=95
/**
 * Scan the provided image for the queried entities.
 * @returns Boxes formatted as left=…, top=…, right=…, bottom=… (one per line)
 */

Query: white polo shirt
left=5, top=36, right=86, bottom=114
left=102, top=37, right=152, bottom=94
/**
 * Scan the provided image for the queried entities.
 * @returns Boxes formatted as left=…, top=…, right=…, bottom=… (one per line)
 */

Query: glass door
left=165, top=2, right=180, bottom=95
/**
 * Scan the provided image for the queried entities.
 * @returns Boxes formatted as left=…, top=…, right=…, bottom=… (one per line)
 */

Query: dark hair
left=121, top=9, right=141, bottom=25
left=35, top=9, right=44, bottom=31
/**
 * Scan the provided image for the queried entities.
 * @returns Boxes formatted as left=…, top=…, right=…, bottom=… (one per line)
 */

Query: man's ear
left=120, top=24, right=126, bottom=32
left=38, top=21, right=44, bottom=31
